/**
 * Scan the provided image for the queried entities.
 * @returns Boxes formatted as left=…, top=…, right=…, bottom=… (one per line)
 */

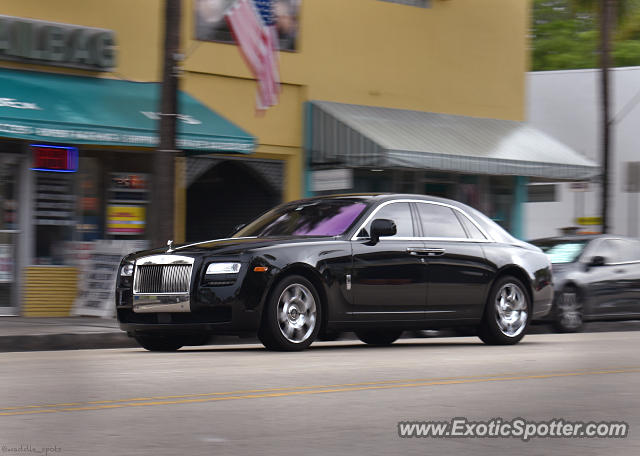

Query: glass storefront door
left=0, top=154, right=20, bottom=314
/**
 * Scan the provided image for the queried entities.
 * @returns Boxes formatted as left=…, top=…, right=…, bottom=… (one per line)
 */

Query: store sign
left=107, top=205, right=146, bottom=235
left=31, top=144, right=78, bottom=172
left=72, top=240, right=148, bottom=318
left=576, top=216, right=603, bottom=226
left=0, top=15, right=116, bottom=71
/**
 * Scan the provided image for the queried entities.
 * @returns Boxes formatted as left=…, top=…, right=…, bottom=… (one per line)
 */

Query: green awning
left=0, top=68, right=254, bottom=154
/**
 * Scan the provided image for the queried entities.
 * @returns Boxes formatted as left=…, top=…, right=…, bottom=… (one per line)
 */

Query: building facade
left=0, top=0, right=593, bottom=315
left=525, top=67, right=640, bottom=240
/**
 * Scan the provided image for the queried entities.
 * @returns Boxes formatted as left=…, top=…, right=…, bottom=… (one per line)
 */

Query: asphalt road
left=1, top=331, right=639, bottom=456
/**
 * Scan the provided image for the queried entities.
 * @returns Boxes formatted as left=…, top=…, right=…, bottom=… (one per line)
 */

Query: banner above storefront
left=0, top=68, right=255, bottom=154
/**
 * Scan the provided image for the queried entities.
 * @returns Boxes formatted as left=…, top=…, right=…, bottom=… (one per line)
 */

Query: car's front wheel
left=259, top=275, right=321, bottom=351
left=478, top=276, right=530, bottom=345
left=553, top=286, right=584, bottom=333
left=355, top=330, right=403, bottom=346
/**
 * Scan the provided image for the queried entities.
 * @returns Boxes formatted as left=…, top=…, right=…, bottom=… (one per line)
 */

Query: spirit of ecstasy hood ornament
left=167, top=239, right=174, bottom=252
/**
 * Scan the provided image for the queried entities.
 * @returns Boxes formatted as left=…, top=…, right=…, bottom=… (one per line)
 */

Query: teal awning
left=0, top=68, right=254, bottom=154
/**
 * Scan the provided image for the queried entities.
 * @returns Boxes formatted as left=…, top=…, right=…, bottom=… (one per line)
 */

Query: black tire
left=478, top=275, right=531, bottom=345
left=355, top=330, right=403, bottom=346
left=553, top=286, right=584, bottom=333
left=258, top=275, right=322, bottom=351
left=135, top=334, right=184, bottom=352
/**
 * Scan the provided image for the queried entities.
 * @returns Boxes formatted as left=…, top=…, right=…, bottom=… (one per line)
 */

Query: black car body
left=531, top=235, right=640, bottom=332
left=116, top=194, right=553, bottom=351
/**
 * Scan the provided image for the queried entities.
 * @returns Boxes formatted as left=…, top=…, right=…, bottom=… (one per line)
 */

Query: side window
left=363, top=202, right=414, bottom=238
left=601, top=239, right=640, bottom=263
left=416, top=203, right=467, bottom=239
left=597, top=239, right=627, bottom=264
left=456, top=212, right=487, bottom=240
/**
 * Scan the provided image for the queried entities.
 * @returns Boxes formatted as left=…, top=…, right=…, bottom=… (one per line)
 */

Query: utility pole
left=152, top=0, right=181, bottom=247
left=600, top=0, right=615, bottom=234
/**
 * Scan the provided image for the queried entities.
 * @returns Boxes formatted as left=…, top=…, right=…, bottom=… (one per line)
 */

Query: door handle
left=406, top=247, right=445, bottom=256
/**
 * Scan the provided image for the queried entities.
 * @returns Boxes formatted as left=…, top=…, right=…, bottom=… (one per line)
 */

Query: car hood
left=124, top=236, right=341, bottom=260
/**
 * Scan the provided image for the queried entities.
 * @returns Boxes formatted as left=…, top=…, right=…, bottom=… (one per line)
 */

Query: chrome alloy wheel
left=557, top=290, right=583, bottom=330
left=277, top=283, right=317, bottom=343
left=494, top=282, right=528, bottom=337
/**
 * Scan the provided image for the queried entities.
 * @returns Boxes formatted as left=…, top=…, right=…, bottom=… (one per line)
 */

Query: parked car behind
left=531, top=235, right=640, bottom=332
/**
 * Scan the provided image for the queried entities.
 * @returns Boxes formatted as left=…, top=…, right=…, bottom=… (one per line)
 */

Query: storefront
left=305, top=101, right=600, bottom=238
left=0, top=67, right=255, bottom=314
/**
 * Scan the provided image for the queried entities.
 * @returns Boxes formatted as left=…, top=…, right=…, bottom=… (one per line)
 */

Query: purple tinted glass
left=236, top=200, right=368, bottom=237
left=293, top=203, right=366, bottom=236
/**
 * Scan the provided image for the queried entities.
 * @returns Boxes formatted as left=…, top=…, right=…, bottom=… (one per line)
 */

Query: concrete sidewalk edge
left=0, top=332, right=137, bottom=352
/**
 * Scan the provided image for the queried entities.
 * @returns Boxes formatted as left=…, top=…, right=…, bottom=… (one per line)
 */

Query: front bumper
left=116, top=269, right=272, bottom=336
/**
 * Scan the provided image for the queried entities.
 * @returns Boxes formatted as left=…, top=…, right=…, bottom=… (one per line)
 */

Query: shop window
left=527, top=184, right=557, bottom=203
left=194, top=0, right=301, bottom=52
left=0, top=154, right=19, bottom=307
left=34, top=172, right=76, bottom=265
left=106, top=173, right=149, bottom=237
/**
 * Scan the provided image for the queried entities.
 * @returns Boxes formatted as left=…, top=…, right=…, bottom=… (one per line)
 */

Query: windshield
left=234, top=200, right=368, bottom=238
left=533, top=241, right=587, bottom=264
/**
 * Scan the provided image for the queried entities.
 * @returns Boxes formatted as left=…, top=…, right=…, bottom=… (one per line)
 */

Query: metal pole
left=152, top=0, right=181, bottom=247
left=600, top=0, right=615, bottom=234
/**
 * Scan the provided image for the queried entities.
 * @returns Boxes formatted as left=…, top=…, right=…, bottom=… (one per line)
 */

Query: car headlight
left=120, top=262, right=134, bottom=277
left=206, top=262, right=241, bottom=275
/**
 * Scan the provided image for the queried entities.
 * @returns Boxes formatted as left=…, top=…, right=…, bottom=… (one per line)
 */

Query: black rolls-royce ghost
left=116, top=194, right=553, bottom=351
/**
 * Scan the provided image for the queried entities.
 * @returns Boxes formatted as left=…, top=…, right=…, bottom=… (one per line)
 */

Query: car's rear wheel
left=355, top=330, right=403, bottom=346
left=478, top=276, right=530, bottom=345
left=135, top=334, right=185, bottom=351
left=553, top=286, right=584, bottom=333
left=259, top=275, right=321, bottom=351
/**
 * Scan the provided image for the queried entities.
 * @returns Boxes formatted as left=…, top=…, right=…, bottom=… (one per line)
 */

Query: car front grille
left=133, top=255, right=194, bottom=294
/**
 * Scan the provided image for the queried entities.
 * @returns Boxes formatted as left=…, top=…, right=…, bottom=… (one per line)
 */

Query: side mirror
left=370, top=218, right=397, bottom=244
left=589, top=255, right=606, bottom=267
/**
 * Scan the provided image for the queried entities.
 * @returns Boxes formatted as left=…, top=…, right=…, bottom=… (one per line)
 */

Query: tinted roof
left=290, top=193, right=471, bottom=208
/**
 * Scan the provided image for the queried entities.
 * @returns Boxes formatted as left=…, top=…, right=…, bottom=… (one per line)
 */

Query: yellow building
left=0, top=0, right=596, bottom=316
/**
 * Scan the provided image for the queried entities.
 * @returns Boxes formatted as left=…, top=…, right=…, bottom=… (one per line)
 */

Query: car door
left=414, top=202, right=493, bottom=321
left=350, top=201, right=427, bottom=322
left=586, top=238, right=638, bottom=318
left=585, top=239, right=632, bottom=318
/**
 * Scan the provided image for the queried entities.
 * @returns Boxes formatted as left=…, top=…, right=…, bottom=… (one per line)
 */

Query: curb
left=0, top=332, right=137, bottom=352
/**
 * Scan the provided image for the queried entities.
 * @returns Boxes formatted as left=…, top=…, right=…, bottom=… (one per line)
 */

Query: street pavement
left=1, top=331, right=639, bottom=455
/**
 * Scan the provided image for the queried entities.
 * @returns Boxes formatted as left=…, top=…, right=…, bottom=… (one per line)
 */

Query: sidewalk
left=0, top=316, right=136, bottom=352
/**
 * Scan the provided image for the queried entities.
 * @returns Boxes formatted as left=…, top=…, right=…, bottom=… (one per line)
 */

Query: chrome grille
left=133, top=255, right=194, bottom=294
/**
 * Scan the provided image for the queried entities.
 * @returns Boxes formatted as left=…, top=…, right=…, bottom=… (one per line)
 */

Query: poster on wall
left=72, top=239, right=148, bottom=318
left=194, top=0, right=301, bottom=51
left=107, top=205, right=146, bottom=235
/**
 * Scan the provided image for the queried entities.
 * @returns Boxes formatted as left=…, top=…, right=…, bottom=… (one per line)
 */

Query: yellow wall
left=2, top=0, right=529, bottom=204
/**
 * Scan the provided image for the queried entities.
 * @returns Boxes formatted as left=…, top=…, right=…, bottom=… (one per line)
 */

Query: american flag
left=225, top=0, right=280, bottom=111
